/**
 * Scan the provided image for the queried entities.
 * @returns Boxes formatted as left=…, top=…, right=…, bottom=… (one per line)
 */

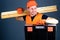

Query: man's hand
left=16, top=17, right=24, bottom=21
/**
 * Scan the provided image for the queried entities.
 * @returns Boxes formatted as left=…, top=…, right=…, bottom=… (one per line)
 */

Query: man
left=16, top=0, right=58, bottom=40
left=16, top=0, right=58, bottom=26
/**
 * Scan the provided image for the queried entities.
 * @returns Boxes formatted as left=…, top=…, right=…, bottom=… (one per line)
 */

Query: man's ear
left=26, top=8, right=30, bottom=13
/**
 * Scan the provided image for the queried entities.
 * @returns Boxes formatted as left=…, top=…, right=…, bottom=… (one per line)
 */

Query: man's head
left=26, top=0, right=38, bottom=17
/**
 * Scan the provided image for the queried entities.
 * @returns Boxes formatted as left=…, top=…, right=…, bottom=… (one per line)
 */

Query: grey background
left=0, top=0, right=60, bottom=40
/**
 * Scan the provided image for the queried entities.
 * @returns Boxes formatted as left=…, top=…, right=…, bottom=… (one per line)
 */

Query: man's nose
left=32, top=9, right=36, bottom=11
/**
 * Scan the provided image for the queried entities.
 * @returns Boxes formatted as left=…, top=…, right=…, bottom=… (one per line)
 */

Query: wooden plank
left=1, top=5, right=57, bottom=19
left=37, top=5, right=57, bottom=13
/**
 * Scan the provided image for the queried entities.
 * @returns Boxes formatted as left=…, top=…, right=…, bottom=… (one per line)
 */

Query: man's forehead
left=29, top=6, right=37, bottom=8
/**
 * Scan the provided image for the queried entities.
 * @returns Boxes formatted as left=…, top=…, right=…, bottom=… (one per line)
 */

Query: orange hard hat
left=29, top=0, right=35, bottom=1
left=26, top=0, right=37, bottom=8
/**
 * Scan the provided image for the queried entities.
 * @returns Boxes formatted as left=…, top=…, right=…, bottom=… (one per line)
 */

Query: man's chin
left=31, top=15, right=35, bottom=17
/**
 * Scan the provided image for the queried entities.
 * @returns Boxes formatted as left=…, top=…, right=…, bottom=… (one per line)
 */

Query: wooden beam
left=37, top=5, right=57, bottom=13
left=1, top=5, right=57, bottom=19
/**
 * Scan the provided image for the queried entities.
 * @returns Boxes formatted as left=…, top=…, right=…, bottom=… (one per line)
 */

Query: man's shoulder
left=37, top=12, right=48, bottom=19
left=37, top=13, right=43, bottom=15
left=37, top=13, right=43, bottom=16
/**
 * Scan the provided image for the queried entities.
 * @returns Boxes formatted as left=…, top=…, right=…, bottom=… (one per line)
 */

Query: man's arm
left=42, top=15, right=59, bottom=24
left=45, top=17, right=59, bottom=24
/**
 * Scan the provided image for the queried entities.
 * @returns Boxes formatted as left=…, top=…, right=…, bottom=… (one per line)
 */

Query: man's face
left=27, top=6, right=37, bottom=17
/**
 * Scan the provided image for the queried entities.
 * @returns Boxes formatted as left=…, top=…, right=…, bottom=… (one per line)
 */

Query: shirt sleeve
left=42, top=15, right=48, bottom=19
left=23, top=16, right=26, bottom=21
